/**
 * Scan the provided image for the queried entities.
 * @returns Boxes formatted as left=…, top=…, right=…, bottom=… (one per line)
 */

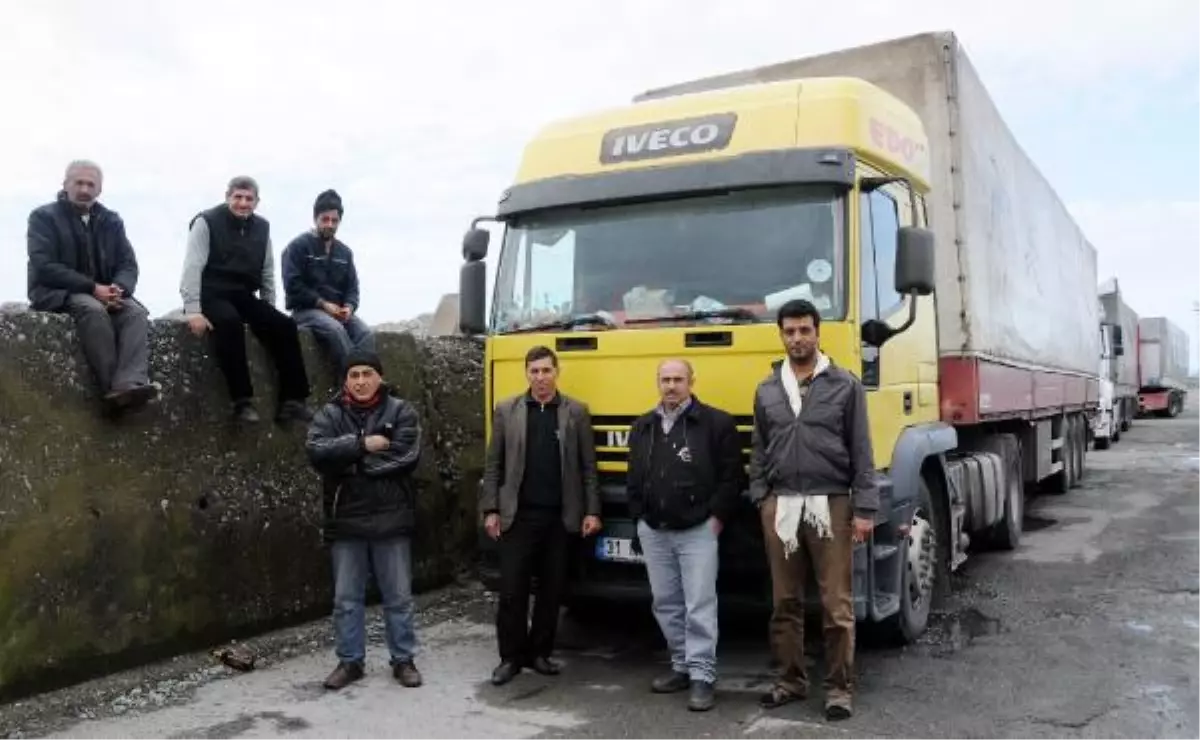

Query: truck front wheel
left=882, top=477, right=939, bottom=645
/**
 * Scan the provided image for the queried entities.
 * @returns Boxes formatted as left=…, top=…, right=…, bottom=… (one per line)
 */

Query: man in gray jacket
left=748, top=299, right=878, bottom=721
left=480, top=345, right=602, bottom=686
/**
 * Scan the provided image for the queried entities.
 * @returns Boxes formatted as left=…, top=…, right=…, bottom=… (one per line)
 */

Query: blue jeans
left=638, top=518, right=720, bottom=684
left=331, top=537, right=417, bottom=665
left=293, top=308, right=375, bottom=371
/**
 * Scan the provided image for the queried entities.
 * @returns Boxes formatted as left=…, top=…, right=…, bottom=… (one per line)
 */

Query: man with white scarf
left=747, top=299, right=878, bottom=721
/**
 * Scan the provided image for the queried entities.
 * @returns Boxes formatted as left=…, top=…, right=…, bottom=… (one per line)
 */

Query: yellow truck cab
left=458, top=76, right=943, bottom=642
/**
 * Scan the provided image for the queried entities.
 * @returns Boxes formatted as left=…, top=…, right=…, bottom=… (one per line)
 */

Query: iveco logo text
left=605, top=430, right=631, bottom=447
left=600, top=113, right=737, bottom=164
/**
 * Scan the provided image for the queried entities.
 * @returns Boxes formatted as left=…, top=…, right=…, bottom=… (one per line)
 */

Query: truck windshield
left=490, top=186, right=845, bottom=333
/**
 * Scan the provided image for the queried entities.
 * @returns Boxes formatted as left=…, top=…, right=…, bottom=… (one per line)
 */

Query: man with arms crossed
left=625, top=359, right=741, bottom=712
left=748, top=299, right=878, bottom=721
left=480, top=345, right=602, bottom=686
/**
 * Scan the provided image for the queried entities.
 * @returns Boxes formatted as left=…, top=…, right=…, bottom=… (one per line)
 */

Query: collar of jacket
left=55, top=190, right=103, bottom=220
left=330, top=382, right=395, bottom=407
left=636, top=394, right=705, bottom=430
left=769, top=352, right=832, bottom=382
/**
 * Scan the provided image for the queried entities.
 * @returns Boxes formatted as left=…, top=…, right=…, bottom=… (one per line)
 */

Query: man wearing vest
left=282, top=189, right=374, bottom=373
left=26, top=160, right=157, bottom=416
left=480, top=345, right=602, bottom=686
left=625, top=359, right=741, bottom=712
left=179, top=176, right=312, bottom=424
left=748, top=299, right=878, bottom=721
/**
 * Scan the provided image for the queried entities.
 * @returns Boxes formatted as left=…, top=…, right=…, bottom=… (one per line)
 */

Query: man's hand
left=484, top=513, right=501, bottom=540
left=186, top=314, right=212, bottom=337
left=319, top=300, right=340, bottom=318
left=581, top=515, right=602, bottom=537
left=335, top=305, right=352, bottom=322
left=709, top=517, right=724, bottom=537
left=363, top=434, right=390, bottom=453
left=93, top=284, right=120, bottom=303
left=852, top=516, right=874, bottom=544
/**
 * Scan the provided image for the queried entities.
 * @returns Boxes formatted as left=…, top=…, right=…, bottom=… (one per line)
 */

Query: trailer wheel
left=986, top=435, right=1024, bottom=550
left=882, top=477, right=937, bottom=645
left=1046, top=415, right=1074, bottom=494
left=1071, top=414, right=1086, bottom=486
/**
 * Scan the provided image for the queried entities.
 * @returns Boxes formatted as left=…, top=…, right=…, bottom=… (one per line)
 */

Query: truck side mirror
left=463, top=228, right=490, bottom=262
left=896, top=226, right=935, bottom=296
left=459, top=261, right=487, bottom=335
left=1113, top=325, right=1125, bottom=356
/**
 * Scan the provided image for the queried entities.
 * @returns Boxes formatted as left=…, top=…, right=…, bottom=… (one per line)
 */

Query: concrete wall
left=0, top=308, right=484, bottom=698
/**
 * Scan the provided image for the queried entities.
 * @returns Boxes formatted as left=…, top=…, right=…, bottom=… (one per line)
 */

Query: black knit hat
left=313, top=189, right=343, bottom=218
left=344, top=350, right=383, bottom=377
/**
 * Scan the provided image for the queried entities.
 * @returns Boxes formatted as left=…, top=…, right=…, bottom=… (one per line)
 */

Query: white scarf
left=774, top=352, right=833, bottom=556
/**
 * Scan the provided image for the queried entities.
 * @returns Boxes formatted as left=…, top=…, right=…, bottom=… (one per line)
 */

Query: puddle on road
left=921, top=607, right=1004, bottom=657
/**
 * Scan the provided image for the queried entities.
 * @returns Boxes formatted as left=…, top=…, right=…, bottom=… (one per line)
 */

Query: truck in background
left=1094, top=278, right=1139, bottom=448
left=1137, top=317, right=1190, bottom=417
left=457, top=31, right=1099, bottom=644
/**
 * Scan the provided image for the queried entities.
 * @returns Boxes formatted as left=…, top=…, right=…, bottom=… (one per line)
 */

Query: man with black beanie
left=282, top=189, right=374, bottom=372
left=305, top=349, right=424, bottom=691
left=179, top=175, right=312, bottom=424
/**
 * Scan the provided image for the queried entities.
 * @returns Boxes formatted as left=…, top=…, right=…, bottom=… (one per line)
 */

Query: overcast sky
left=2, top=0, right=1196, bottom=368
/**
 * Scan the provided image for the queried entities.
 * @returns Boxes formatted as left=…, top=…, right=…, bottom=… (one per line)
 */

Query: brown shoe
left=323, top=661, right=364, bottom=690
left=394, top=661, right=423, bottom=688
left=760, top=684, right=803, bottom=709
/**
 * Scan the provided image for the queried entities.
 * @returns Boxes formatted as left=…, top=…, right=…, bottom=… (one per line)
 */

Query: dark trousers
left=65, top=293, right=151, bottom=393
left=496, top=507, right=569, bottom=664
left=201, top=290, right=309, bottom=404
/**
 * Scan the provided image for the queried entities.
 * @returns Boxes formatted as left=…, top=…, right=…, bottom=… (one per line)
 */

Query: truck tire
left=1046, top=415, right=1075, bottom=494
left=984, top=435, right=1023, bottom=550
left=881, top=477, right=939, bottom=645
left=1094, top=434, right=1111, bottom=450
left=1071, top=414, right=1086, bottom=486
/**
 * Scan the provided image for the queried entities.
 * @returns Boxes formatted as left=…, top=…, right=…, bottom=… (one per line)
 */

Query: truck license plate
left=595, top=536, right=644, bottom=564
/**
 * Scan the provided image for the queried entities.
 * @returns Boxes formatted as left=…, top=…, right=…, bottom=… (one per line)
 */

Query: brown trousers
left=760, top=494, right=855, bottom=704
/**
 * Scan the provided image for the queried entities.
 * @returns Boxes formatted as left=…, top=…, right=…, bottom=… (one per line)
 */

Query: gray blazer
left=480, top=391, right=601, bottom=534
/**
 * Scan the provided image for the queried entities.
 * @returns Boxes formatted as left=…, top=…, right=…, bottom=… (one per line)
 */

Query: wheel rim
left=907, top=510, right=935, bottom=609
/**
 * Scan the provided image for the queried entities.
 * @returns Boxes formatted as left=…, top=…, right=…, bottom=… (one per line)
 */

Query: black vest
left=192, top=205, right=269, bottom=295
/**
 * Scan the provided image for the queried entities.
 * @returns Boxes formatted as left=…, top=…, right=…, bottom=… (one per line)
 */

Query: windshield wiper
left=624, top=307, right=760, bottom=325
left=505, top=313, right=619, bottom=334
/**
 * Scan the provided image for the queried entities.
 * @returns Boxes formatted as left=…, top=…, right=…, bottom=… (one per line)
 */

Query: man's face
left=345, top=365, right=382, bottom=402
left=526, top=357, right=558, bottom=398
left=64, top=167, right=102, bottom=210
left=315, top=210, right=340, bottom=241
left=780, top=316, right=819, bottom=364
left=657, top=360, right=693, bottom=408
left=226, top=188, right=259, bottom=218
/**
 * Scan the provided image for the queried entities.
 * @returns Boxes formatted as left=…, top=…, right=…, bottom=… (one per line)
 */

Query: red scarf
left=342, top=387, right=384, bottom=410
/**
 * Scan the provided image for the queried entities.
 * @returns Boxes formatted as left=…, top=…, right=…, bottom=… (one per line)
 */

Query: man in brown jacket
left=480, top=345, right=602, bottom=686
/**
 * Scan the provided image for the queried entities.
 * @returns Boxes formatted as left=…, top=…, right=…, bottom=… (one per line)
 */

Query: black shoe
left=651, top=671, right=690, bottom=694
left=232, top=400, right=260, bottom=423
left=276, top=399, right=313, bottom=423
left=760, top=684, right=802, bottom=709
left=393, top=660, right=423, bottom=688
left=323, top=661, right=364, bottom=690
left=106, top=383, right=159, bottom=411
left=825, top=702, right=853, bottom=721
left=491, top=661, right=521, bottom=686
left=529, top=656, right=560, bottom=676
left=688, top=681, right=715, bottom=712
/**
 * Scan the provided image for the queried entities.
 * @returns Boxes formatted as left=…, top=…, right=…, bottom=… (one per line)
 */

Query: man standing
left=180, top=176, right=312, bottom=424
left=625, top=359, right=741, bottom=712
left=26, top=160, right=157, bottom=415
left=480, top=345, right=602, bottom=686
left=282, top=189, right=375, bottom=372
left=747, top=299, right=878, bottom=721
left=305, top=349, right=424, bottom=691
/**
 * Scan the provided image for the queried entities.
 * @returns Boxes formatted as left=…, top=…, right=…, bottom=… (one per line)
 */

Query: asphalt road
left=3, top=404, right=1197, bottom=739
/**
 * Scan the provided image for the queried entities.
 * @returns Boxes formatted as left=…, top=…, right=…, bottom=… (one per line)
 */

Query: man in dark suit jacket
left=26, top=160, right=156, bottom=415
left=480, top=345, right=602, bottom=686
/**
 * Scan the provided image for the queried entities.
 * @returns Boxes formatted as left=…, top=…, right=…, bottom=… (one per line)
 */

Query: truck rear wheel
left=881, top=477, right=938, bottom=645
left=1070, top=414, right=1086, bottom=486
left=1046, top=415, right=1075, bottom=494
left=983, top=434, right=1023, bottom=550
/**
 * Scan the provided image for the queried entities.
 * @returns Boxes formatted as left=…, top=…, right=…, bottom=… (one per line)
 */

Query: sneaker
left=323, top=661, right=364, bottom=690
left=825, top=701, right=853, bottom=721
left=393, top=660, right=423, bottom=688
left=688, top=681, right=715, bottom=712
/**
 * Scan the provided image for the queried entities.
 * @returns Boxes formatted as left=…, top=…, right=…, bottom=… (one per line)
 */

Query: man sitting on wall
left=282, top=189, right=375, bottom=373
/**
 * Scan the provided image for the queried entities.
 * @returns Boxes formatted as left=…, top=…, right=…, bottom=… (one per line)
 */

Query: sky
left=1, top=0, right=1197, bottom=370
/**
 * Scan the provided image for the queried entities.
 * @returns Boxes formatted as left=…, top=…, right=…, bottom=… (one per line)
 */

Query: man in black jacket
left=626, top=358, right=741, bottom=712
left=179, top=175, right=312, bottom=424
left=26, top=160, right=157, bottom=415
left=305, top=350, right=423, bottom=691
left=282, top=189, right=374, bottom=372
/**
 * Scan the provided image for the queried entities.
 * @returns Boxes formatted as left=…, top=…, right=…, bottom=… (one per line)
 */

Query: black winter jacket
left=281, top=233, right=361, bottom=312
left=26, top=192, right=139, bottom=312
left=626, top=396, right=742, bottom=530
left=305, top=388, right=422, bottom=542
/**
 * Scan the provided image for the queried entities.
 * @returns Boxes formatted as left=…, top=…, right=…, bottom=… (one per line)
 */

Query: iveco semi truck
left=457, top=31, right=1099, bottom=642
left=1094, top=278, right=1139, bottom=448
